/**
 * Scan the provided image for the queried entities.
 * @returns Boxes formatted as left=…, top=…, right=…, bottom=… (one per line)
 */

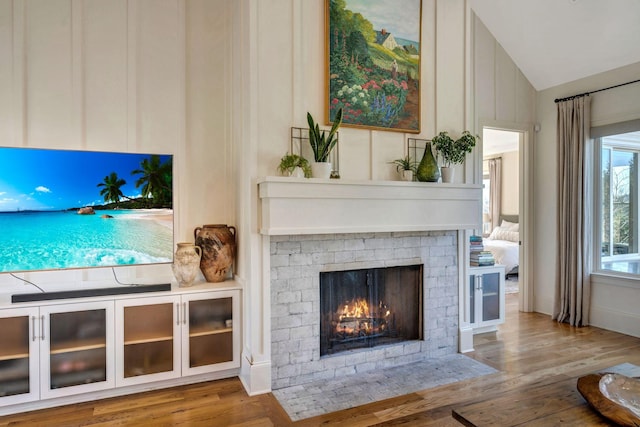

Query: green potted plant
left=307, top=108, right=343, bottom=178
left=390, top=155, right=417, bottom=181
left=278, top=153, right=311, bottom=178
left=431, top=131, right=478, bottom=183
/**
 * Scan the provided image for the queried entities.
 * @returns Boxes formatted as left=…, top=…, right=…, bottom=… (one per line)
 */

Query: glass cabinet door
left=182, top=290, right=239, bottom=375
left=40, top=301, right=114, bottom=398
left=481, top=272, right=501, bottom=322
left=0, top=308, right=39, bottom=406
left=115, top=295, right=180, bottom=386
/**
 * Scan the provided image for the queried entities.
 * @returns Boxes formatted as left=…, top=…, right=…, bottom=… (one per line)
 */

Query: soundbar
left=12, top=283, right=172, bottom=303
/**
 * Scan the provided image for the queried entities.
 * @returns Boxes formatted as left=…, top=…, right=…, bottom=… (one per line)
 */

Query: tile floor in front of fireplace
left=272, top=353, right=498, bottom=421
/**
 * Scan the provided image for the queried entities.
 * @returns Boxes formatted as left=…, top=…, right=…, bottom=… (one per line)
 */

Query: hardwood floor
left=2, top=294, right=639, bottom=426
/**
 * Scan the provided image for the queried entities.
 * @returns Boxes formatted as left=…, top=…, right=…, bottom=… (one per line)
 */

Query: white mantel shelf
left=257, top=177, right=482, bottom=235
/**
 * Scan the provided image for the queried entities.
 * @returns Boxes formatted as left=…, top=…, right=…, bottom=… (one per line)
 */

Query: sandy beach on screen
left=121, top=209, right=174, bottom=229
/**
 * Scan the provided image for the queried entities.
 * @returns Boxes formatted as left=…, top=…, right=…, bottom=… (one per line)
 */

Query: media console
left=0, top=281, right=241, bottom=416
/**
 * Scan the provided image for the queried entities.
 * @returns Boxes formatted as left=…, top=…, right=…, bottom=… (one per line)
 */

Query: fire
left=339, top=299, right=370, bottom=320
left=334, top=298, right=391, bottom=335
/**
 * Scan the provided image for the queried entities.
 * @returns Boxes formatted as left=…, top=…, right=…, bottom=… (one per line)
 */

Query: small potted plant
left=278, top=153, right=311, bottom=178
left=390, top=155, right=417, bottom=181
left=307, top=108, right=343, bottom=178
left=431, top=131, right=478, bottom=183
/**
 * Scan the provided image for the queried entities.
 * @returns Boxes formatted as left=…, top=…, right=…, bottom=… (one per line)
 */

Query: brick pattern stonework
left=270, top=231, right=459, bottom=390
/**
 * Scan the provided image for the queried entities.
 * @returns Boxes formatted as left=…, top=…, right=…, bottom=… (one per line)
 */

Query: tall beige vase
left=193, top=224, right=236, bottom=282
left=172, top=243, right=202, bottom=287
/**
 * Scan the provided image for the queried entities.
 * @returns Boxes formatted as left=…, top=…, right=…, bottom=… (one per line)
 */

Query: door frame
left=479, top=120, right=534, bottom=313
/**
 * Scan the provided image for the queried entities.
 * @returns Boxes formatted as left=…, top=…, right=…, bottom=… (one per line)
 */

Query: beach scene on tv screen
left=0, top=147, right=174, bottom=273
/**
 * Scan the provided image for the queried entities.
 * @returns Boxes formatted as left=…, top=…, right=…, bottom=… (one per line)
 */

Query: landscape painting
left=327, top=0, right=422, bottom=133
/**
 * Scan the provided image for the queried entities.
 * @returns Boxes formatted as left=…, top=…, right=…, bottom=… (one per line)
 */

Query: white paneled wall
left=0, top=0, right=235, bottom=286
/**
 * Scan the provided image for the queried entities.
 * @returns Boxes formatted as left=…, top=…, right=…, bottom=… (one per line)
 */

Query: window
left=597, top=130, right=640, bottom=275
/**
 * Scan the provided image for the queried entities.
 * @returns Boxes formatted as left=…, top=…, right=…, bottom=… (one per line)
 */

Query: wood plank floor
left=2, top=293, right=639, bottom=426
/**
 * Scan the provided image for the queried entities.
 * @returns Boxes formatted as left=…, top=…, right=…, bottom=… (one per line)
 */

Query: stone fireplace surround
left=257, top=177, right=481, bottom=391
left=270, top=231, right=458, bottom=389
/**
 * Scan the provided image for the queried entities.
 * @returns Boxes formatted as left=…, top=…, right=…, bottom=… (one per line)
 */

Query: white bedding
left=484, top=238, right=519, bottom=273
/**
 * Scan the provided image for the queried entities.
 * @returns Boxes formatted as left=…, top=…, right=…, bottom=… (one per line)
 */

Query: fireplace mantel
left=257, top=177, right=482, bottom=235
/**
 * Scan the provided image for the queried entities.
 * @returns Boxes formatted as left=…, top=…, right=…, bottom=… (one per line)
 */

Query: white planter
left=311, top=161, right=332, bottom=179
left=441, top=167, right=454, bottom=183
left=401, top=170, right=414, bottom=181
left=289, top=166, right=305, bottom=178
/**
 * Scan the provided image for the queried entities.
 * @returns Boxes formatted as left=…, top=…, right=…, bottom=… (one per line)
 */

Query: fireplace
left=320, top=265, right=423, bottom=356
left=268, top=231, right=459, bottom=390
left=253, top=178, right=479, bottom=394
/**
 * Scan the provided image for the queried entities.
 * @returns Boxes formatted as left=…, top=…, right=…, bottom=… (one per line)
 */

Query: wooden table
left=452, top=363, right=640, bottom=426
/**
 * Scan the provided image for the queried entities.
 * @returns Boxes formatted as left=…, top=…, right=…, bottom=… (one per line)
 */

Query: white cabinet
left=181, top=290, right=240, bottom=376
left=115, top=289, right=240, bottom=387
left=40, top=301, right=115, bottom=399
left=0, top=307, right=39, bottom=406
left=115, top=295, right=181, bottom=387
left=0, top=284, right=240, bottom=413
left=0, top=301, right=114, bottom=406
left=468, top=265, right=505, bottom=333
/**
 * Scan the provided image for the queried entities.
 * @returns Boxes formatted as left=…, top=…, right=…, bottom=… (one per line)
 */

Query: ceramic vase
left=416, top=142, right=440, bottom=182
left=401, top=170, right=414, bottom=181
left=441, top=166, right=454, bottom=183
left=194, top=224, right=236, bottom=282
left=290, top=166, right=305, bottom=178
left=311, top=161, right=332, bottom=179
left=172, top=243, right=202, bottom=287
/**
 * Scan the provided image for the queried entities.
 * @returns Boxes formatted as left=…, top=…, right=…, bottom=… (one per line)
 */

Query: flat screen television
left=0, top=147, right=174, bottom=274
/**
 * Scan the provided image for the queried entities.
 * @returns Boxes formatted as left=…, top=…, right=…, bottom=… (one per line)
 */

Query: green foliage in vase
left=431, top=131, right=478, bottom=167
left=390, top=155, right=417, bottom=173
left=277, top=153, right=311, bottom=178
left=307, top=108, right=343, bottom=162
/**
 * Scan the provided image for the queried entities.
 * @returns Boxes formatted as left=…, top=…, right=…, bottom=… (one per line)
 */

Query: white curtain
left=553, top=96, right=592, bottom=327
left=488, top=158, right=502, bottom=231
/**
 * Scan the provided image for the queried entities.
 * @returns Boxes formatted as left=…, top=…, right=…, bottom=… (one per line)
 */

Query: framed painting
left=326, top=0, right=422, bottom=133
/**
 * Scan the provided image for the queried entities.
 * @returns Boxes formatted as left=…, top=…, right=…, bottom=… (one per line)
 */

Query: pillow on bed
left=500, top=219, right=519, bottom=231
left=489, top=226, right=519, bottom=242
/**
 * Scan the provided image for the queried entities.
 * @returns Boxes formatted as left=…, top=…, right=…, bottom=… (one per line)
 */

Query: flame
left=339, top=299, right=370, bottom=320
left=334, top=298, right=391, bottom=335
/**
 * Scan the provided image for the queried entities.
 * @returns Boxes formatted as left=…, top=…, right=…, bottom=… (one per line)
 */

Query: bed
left=484, top=215, right=520, bottom=277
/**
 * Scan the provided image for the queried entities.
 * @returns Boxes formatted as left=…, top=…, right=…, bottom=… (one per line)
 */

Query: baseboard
left=239, top=354, right=272, bottom=396
left=590, top=305, right=640, bottom=338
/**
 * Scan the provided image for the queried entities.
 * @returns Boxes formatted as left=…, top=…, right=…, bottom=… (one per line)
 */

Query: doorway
left=481, top=125, right=533, bottom=313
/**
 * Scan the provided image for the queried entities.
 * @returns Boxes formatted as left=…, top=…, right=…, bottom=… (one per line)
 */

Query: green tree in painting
left=132, top=155, right=173, bottom=207
left=97, top=172, right=127, bottom=207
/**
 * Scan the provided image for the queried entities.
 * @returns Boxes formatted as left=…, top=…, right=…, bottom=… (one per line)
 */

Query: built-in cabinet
left=115, top=290, right=239, bottom=387
left=468, top=265, right=505, bottom=333
left=0, top=302, right=114, bottom=404
left=0, top=285, right=240, bottom=413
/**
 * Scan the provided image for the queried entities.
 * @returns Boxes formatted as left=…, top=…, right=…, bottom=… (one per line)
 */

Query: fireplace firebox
left=320, top=265, right=423, bottom=356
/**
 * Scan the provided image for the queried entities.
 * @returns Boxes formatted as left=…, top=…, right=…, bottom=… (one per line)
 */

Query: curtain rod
left=554, top=78, right=640, bottom=103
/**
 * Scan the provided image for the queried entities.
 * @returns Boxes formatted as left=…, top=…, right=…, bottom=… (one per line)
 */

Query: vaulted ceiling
left=468, top=0, right=640, bottom=91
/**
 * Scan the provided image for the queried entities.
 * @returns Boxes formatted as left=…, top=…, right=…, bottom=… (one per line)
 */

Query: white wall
left=535, top=61, right=640, bottom=337
left=0, top=0, right=234, bottom=288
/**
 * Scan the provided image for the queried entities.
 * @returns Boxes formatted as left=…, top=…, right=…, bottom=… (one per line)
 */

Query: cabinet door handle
left=182, top=302, right=187, bottom=325
left=32, top=316, right=37, bottom=341
left=176, top=303, right=180, bottom=326
left=40, top=315, right=45, bottom=341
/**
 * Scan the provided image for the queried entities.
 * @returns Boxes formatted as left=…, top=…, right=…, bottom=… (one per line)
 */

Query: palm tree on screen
left=97, top=172, right=127, bottom=207
left=132, top=155, right=172, bottom=207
